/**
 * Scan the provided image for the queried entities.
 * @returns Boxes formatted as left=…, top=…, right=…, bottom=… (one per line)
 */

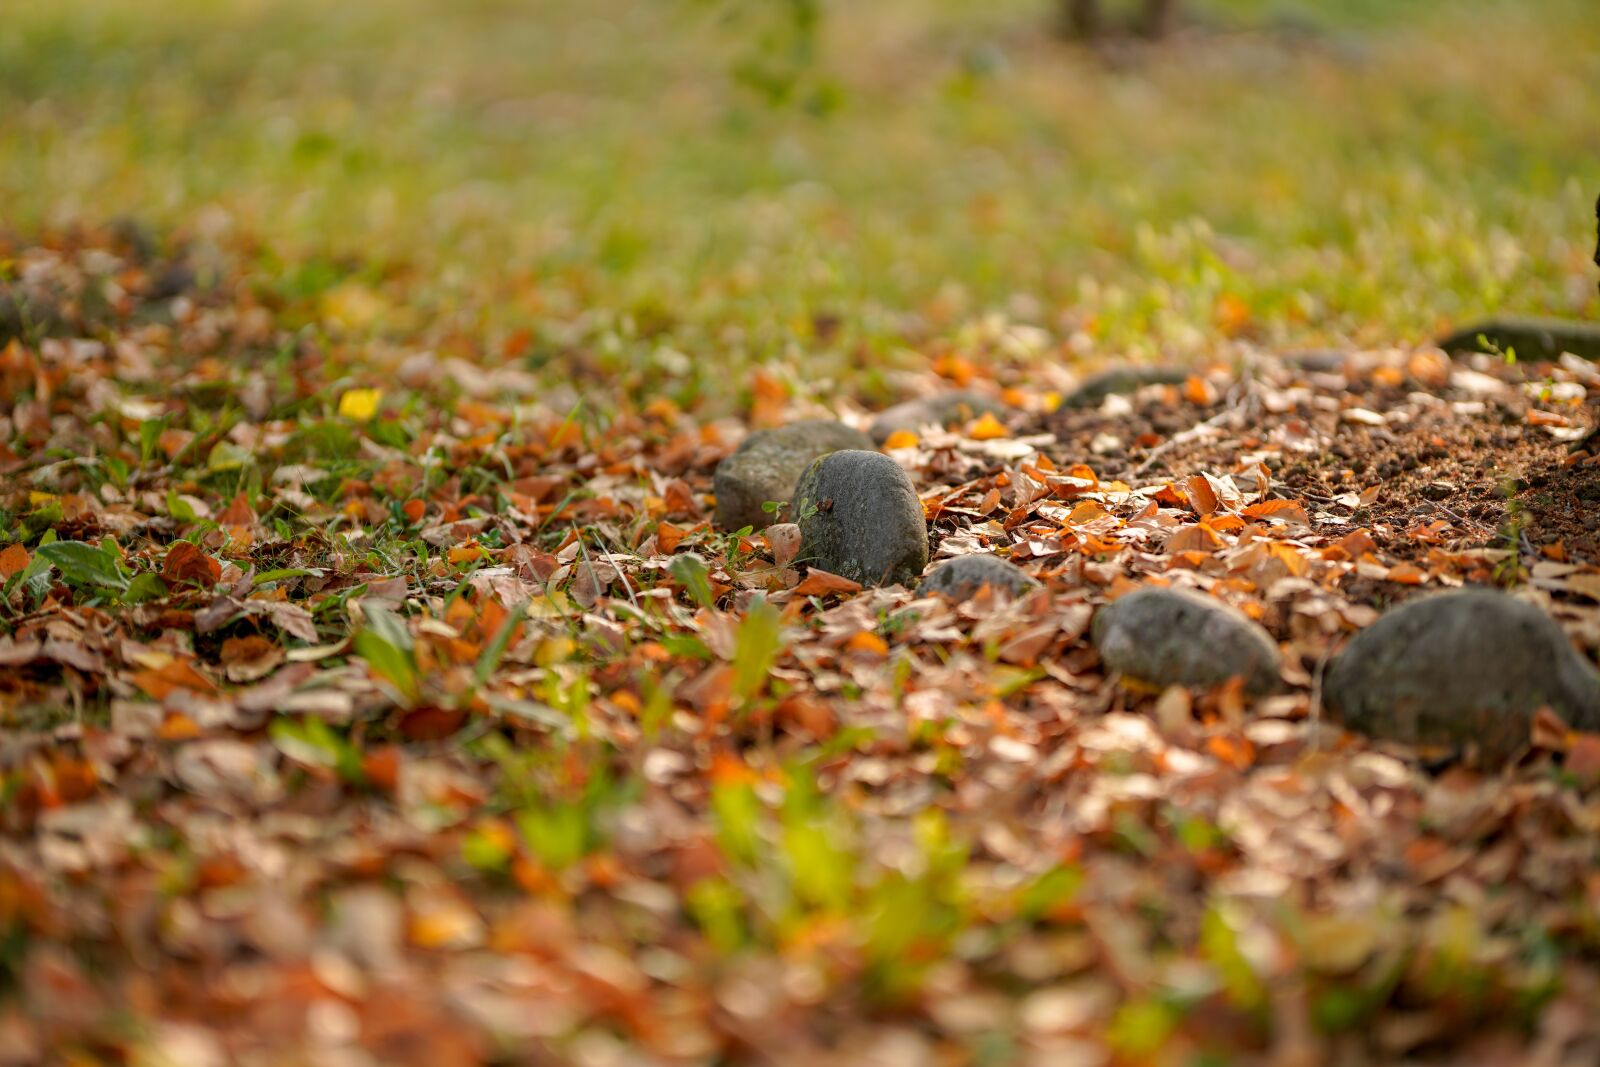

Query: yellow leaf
left=338, top=388, right=383, bottom=421
left=882, top=429, right=920, bottom=449
left=28, top=491, right=56, bottom=506
left=969, top=412, right=1008, bottom=440
left=1064, top=500, right=1109, bottom=525
left=321, top=283, right=386, bottom=330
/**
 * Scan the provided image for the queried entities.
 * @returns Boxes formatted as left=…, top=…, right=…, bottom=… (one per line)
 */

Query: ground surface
left=4, top=1, right=1600, bottom=1065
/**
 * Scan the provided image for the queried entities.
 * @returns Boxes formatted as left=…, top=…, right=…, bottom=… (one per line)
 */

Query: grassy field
left=3, top=0, right=1597, bottom=406
left=5, top=2, right=1600, bottom=1064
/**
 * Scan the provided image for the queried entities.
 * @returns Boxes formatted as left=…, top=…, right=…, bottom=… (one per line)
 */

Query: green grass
left=2, top=0, right=1597, bottom=403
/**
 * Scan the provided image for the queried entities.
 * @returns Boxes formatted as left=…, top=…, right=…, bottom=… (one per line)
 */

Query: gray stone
left=1062, top=366, right=1189, bottom=409
left=869, top=391, right=1009, bottom=444
left=713, top=420, right=873, bottom=531
left=1284, top=350, right=1348, bottom=375
left=1436, top=317, right=1600, bottom=362
left=1092, top=586, right=1282, bottom=696
left=919, top=554, right=1040, bottom=601
left=1325, top=588, right=1600, bottom=763
left=794, top=450, right=928, bottom=588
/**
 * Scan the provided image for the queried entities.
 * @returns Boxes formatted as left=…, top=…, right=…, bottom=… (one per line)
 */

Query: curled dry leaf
left=763, top=522, right=802, bottom=568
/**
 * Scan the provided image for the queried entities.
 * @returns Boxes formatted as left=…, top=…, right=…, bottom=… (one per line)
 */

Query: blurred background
left=2, top=0, right=1596, bottom=402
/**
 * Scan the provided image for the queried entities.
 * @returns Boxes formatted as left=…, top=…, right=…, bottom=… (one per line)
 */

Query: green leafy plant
left=33, top=539, right=167, bottom=605
left=732, top=595, right=783, bottom=708
left=669, top=552, right=717, bottom=609
left=352, top=607, right=421, bottom=705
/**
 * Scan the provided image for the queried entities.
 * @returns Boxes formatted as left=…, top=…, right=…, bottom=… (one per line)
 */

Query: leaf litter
left=2, top=229, right=1600, bottom=1065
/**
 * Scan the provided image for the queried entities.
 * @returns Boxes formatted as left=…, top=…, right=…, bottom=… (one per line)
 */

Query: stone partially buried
left=794, top=450, right=928, bottom=588
left=919, top=554, right=1040, bottom=602
left=713, top=419, right=873, bottom=532
left=869, top=390, right=1010, bottom=444
left=1325, top=588, right=1600, bottom=764
left=1061, top=365, right=1190, bottom=409
left=1092, top=586, right=1282, bottom=696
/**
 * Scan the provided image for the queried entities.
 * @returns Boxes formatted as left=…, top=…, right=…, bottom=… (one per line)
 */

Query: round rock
left=1092, top=586, right=1282, bottom=696
left=1062, top=366, right=1189, bottom=410
left=794, top=450, right=928, bottom=588
left=919, top=554, right=1040, bottom=602
left=869, top=391, right=1009, bottom=445
left=1325, top=588, right=1600, bottom=762
left=713, top=420, right=873, bottom=531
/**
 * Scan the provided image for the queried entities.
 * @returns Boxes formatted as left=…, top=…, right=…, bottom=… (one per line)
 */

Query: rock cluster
left=713, top=420, right=872, bottom=532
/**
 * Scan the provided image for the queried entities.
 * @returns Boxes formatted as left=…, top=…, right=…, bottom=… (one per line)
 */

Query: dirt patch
left=1044, top=350, right=1600, bottom=609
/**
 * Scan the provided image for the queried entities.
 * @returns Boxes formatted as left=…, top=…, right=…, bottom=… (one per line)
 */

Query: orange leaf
left=776, top=693, right=836, bottom=739
left=663, top=479, right=697, bottom=516
left=361, top=745, right=402, bottom=792
left=1338, top=529, right=1378, bottom=558
left=158, top=713, right=202, bottom=740
left=1183, top=475, right=1220, bottom=518
left=845, top=631, right=889, bottom=657
left=216, top=492, right=256, bottom=527
left=933, top=353, right=978, bottom=385
left=162, top=541, right=221, bottom=587
left=1386, top=562, right=1427, bottom=585
left=1183, top=375, right=1218, bottom=406
left=398, top=706, right=468, bottom=741
left=1565, top=733, right=1600, bottom=787
left=1266, top=542, right=1309, bottom=577
left=1168, top=524, right=1223, bottom=552
left=710, top=750, right=759, bottom=787
left=968, top=412, right=1008, bottom=440
left=749, top=369, right=789, bottom=428
left=1206, top=734, right=1255, bottom=770
left=1153, top=484, right=1187, bottom=508
left=1064, top=500, right=1109, bottom=525
left=657, top=521, right=686, bottom=554
left=0, top=543, right=28, bottom=580
left=792, top=569, right=862, bottom=598
left=1214, top=293, right=1252, bottom=336
left=1240, top=499, right=1310, bottom=525
left=131, top=658, right=217, bottom=699
left=408, top=898, right=483, bottom=950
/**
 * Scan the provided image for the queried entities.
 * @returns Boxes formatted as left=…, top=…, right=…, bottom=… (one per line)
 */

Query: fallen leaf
left=338, top=387, right=383, bottom=420
left=162, top=542, right=221, bottom=587
left=791, top=569, right=861, bottom=598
